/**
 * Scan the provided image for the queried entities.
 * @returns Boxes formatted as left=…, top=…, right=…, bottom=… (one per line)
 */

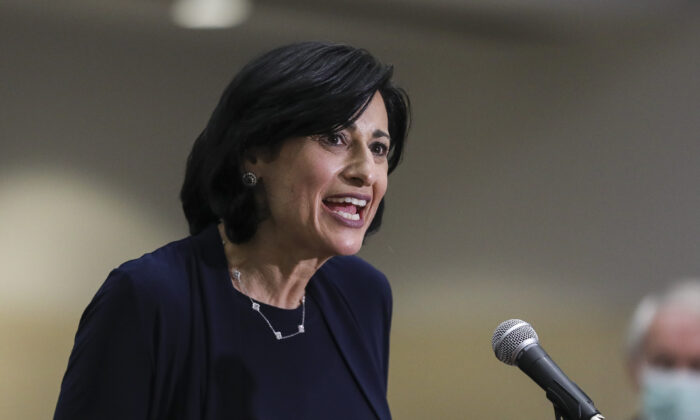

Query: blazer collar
left=308, top=266, right=392, bottom=420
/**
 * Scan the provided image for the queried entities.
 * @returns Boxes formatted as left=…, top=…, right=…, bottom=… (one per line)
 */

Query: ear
left=245, top=146, right=278, bottom=177
left=242, top=148, right=259, bottom=164
left=241, top=149, right=261, bottom=174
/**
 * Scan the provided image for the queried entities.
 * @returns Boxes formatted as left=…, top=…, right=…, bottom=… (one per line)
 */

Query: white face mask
left=641, top=367, right=700, bottom=420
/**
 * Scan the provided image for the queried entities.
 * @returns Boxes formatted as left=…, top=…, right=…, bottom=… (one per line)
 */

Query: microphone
left=491, top=319, right=605, bottom=420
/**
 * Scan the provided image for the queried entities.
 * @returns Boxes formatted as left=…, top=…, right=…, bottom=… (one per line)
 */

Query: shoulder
left=77, top=235, right=199, bottom=354
left=316, top=255, right=392, bottom=332
left=110, top=235, right=195, bottom=302
left=117, top=235, right=193, bottom=282
left=58, top=235, right=203, bottom=418
left=320, top=255, right=392, bottom=304
left=86, top=235, right=198, bottom=332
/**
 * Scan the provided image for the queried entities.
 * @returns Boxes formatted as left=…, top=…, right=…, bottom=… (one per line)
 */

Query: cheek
left=300, top=168, right=331, bottom=190
left=374, top=171, right=389, bottom=201
left=289, top=162, right=337, bottom=214
left=300, top=158, right=340, bottom=191
left=378, top=176, right=388, bottom=196
left=365, top=177, right=388, bottom=224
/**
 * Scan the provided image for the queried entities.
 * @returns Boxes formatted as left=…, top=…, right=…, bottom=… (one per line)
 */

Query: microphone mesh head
left=491, top=319, right=539, bottom=365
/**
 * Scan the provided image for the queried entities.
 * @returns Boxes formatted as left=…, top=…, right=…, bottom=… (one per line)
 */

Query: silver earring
left=242, top=171, right=257, bottom=187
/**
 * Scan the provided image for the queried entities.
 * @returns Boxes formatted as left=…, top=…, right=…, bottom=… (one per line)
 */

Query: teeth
left=333, top=210, right=360, bottom=221
left=325, top=197, right=367, bottom=207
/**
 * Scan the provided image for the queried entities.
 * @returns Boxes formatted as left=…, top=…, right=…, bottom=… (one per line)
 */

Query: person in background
left=625, top=280, right=700, bottom=420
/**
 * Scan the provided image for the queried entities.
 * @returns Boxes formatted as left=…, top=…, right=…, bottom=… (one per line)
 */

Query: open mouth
left=322, top=196, right=369, bottom=222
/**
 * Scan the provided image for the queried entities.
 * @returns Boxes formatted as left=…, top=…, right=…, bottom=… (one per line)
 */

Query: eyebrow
left=348, top=123, right=391, bottom=142
left=373, top=129, right=391, bottom=141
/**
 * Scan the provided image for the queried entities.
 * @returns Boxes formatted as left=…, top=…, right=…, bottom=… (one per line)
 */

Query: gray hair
left=625, top=279, right=700, bottom=360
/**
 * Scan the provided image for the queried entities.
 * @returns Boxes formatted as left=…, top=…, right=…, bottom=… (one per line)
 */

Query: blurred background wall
left=1, top=0, right=699, bottom=418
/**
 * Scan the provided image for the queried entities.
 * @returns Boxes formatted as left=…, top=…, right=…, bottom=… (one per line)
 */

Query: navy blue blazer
left=54, top=225, right=393, bottom=420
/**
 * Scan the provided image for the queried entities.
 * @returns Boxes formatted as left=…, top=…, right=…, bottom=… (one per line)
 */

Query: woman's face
left=250, top=91, right=390, bottom=258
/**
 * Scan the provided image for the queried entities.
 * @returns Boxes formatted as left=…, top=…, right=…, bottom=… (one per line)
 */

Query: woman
left=54, top=41, right=410, bottom=420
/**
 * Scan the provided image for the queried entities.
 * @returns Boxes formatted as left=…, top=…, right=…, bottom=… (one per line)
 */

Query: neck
left=218, top=223, right=328, bottom=309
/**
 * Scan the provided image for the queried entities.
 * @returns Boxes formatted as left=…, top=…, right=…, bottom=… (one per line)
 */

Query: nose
left=342, top=144, right=376, bottom=187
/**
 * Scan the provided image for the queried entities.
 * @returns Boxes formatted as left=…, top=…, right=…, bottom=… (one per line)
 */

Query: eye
left=370, top=141, right=389, bottom=157
left=318, top=132, right=347, bottom=146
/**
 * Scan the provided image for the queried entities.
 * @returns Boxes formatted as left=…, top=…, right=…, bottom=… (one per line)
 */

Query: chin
left=327, top=236, right=364, bottom=256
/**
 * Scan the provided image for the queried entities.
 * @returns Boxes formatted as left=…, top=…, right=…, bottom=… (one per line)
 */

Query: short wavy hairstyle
left=180, top=41, right=410, bottom=243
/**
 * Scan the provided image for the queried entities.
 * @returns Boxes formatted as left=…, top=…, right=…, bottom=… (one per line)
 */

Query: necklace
left=230, top=268, right=306, bottom=340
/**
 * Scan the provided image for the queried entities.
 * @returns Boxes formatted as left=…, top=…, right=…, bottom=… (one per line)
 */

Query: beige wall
left=1, top=2, right=699, bottom=418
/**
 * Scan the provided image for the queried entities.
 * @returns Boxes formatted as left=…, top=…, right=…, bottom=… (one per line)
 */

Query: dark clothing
left=54, top=225, right=393, bottom=420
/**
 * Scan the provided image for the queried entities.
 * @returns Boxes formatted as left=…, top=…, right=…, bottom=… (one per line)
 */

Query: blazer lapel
left=308, top=268, right=392, bottom=420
